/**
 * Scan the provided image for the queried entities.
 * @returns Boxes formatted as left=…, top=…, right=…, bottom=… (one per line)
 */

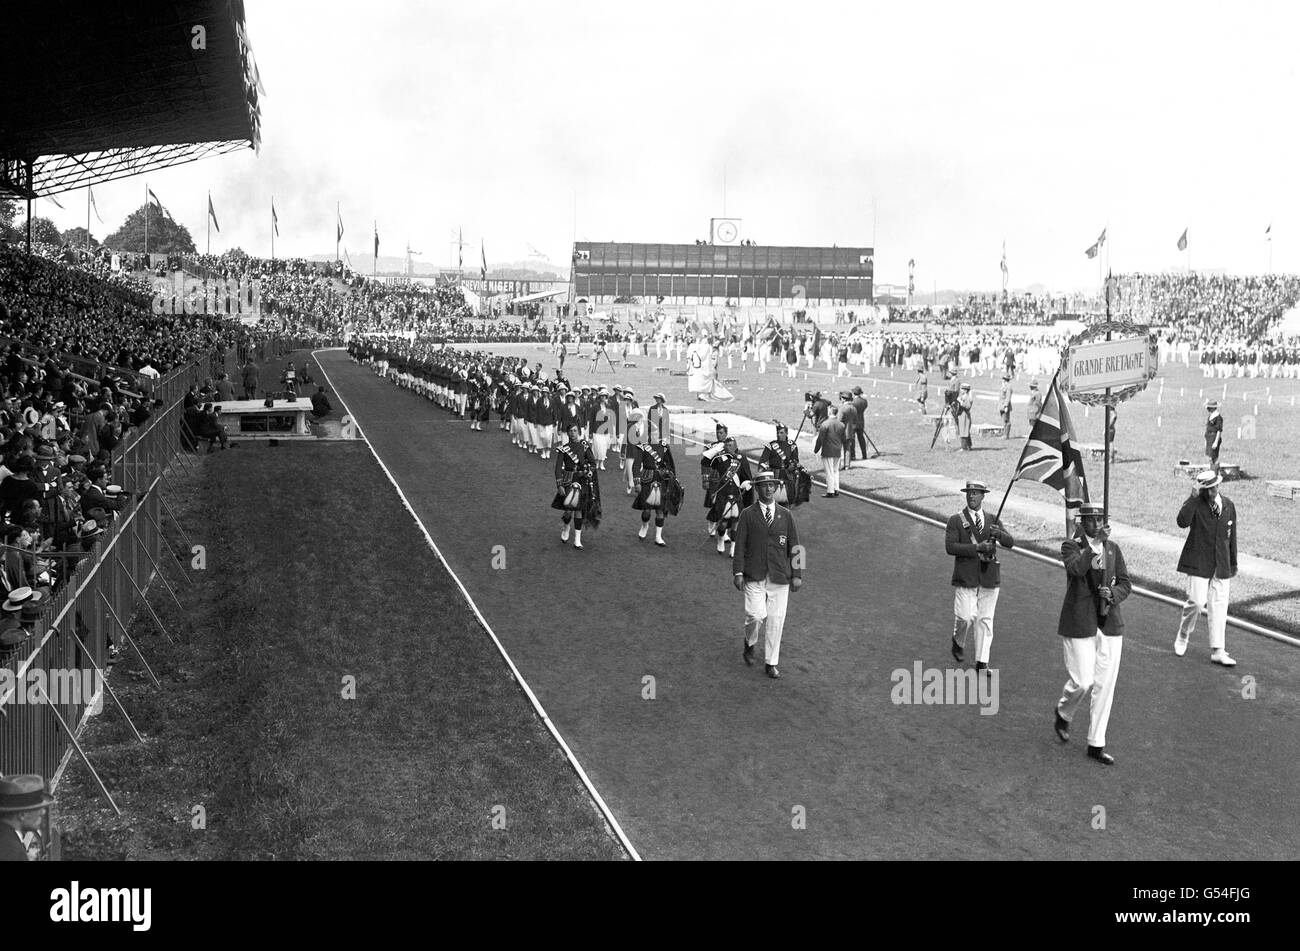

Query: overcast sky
left=33, top=0, right=1300, bottom=292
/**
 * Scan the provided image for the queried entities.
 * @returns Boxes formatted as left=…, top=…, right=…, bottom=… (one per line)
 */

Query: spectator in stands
left=0, top=455, right=42, bottom=522
left=196, top=404, right=231, bottom=452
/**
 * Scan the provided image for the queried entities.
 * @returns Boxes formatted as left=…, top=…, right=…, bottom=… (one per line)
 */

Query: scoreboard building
left=571, top=241, right=874, bottom=306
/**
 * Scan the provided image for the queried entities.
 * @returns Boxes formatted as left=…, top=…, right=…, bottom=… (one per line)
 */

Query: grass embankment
left=54, top=440, right=627, bottom=860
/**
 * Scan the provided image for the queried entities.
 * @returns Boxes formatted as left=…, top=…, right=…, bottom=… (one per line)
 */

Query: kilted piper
left=630, top=415, right=683, bottom=547
left=552, top=423, right=602, bottom=549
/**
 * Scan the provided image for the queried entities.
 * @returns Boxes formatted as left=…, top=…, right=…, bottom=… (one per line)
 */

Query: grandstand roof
left=0, top=0, right=263, bottom=198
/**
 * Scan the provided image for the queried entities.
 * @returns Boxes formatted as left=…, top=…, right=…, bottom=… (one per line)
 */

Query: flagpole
left=271, top=197, right=275, bottom=260
left=144, top=183, right=148, bottom=257
left=86, top=189, right=90, bottom=250
left=206, top=191, right=211, bottom=256
left=336, top=202, right=340, bottom=263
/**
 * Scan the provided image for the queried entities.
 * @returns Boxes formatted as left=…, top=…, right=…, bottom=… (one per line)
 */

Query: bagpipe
left=774, top=465, right=813, bottom=506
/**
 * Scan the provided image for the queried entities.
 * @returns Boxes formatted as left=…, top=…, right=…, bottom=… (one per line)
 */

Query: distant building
left=571, top=241, right=873, bottom=306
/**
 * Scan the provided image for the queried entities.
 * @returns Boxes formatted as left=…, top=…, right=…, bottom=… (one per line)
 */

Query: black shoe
left=950, top=637, right=964, bottom=662
left=743, top=641, right=755, bottom=666
left=1086, top=746, right=1115, bottom=766
left=975, top=661, right=987, bottom=673
left=765, top=664, right=780, bottom=679
left=1054, top=711, right=1070, bottom=743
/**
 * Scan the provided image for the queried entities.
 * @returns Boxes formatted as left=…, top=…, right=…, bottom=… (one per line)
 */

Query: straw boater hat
left=1195, top=469, right=1223, bottom=490
left=1079, top=502, right=1106, bottom=518
left=0, top=774, right=55, bottom=813
left=2, top=587, right=41, bottom=613
left=1206, top=400, right=1219, bottom=410
left=964, top=480, right=989, bottom=494
left=752, top=468, right=782, bottom=486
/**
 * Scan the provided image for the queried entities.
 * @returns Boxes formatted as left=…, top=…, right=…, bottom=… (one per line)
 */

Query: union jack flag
left=1012, top=372, right=1089, bottom=511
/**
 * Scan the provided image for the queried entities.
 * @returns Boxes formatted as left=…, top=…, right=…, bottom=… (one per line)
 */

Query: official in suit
left=1203, top=400, right=1223, bottom=472
left=1174, top=469, right=1238, bottom=665
left=1054, top=502, right=1131, bottom=765
left=998, top=374, right=1013, bottom=438
left=955, top=383, right=974, bottom=451
left=732, top=469, right=803, bottom=679
left=813, top=414, right=845, bottom=497
left=851, top=386, right=871, bottom=458
left=836, top=392, right=860, bottom=469
left=945, top=480, right=1015, bottom=672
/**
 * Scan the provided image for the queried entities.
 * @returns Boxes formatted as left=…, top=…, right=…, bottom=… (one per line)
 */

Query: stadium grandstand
left=571, top=241, right=873, bottom=306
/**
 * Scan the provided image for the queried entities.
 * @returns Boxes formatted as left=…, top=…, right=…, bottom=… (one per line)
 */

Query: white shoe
left=1174, top=634, right=1188, bottom=657
left=1210, top=650, right=1237, bottom=667
left=707, top=523, right=717, bottom=536
left=716, top=537, right=726, bottom=553
left=561, top=526, right=571, bottom=542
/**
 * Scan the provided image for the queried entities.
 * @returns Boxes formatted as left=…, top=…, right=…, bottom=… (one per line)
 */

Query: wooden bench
left=974, top=423, right=1005, bottom=436
left=1078, top=442, right=1117, bottom=463
left=1266, top=480, right=1300, bottom=499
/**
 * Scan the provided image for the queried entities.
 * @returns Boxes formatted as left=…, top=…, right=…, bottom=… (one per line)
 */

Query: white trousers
left=1177, top=575, right=1230, bottom=651
left=1057, top=632, right=1123, bottom=748
left=821, top=455, right=841, bottom=493
left=743, top=579, right=790, bottom=666
left=952, top=585, right=1000, bottom=663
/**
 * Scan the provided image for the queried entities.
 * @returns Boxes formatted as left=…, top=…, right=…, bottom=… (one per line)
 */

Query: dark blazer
left=731, top=502, right=802, bottom=585
left=945, top=509, right=1014, bottom=588
left=1176, top=493, right=1237, bottom=579
left=0, top=826, right=30, bottom=862
left=1058, top=535, right=1131, bottom=637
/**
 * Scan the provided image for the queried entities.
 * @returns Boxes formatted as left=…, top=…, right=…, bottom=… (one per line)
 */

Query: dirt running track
left=315, top=348, right=1300, bottom=860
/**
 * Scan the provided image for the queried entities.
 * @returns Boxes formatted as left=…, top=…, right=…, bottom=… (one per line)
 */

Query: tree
left=103, top=203, right=197, bottom=254
left=61, top=226, right=99, bottom=249
left=30, top=216, right=62, bottom=245
left=0, top=198, right=17, bottom=243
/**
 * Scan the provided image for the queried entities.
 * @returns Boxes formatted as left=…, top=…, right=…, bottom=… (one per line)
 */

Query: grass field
left=53, top=440, right=627, bottom=860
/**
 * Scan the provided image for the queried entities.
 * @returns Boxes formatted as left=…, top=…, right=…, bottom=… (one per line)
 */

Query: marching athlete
left=760, top=421, right=809, bottom=507
left=631, top=421, right=682, bottom=547
left=709, top=436, right=755, bottom=556
left=701, top=420, right=730, bottom=537
left=552, top=423, right=602, bottom=549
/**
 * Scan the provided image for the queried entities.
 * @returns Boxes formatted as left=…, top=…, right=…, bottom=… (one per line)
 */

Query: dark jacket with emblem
left=1058, top=534, right=1130, bottom=637
left=731, top=502, right=802, bottom=585
left=1176, top=493, right=1237, bottom=579
left=944, top=509, right=1015, bottom=588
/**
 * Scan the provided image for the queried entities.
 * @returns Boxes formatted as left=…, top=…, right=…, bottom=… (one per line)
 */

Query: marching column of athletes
left=350, top=337, right=1246, bottom=757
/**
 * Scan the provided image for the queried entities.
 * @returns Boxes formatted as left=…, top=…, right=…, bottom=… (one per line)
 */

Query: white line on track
left=313, top=350, right=641, bottom=860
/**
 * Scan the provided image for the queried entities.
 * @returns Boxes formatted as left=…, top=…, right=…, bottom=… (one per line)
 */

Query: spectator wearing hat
left=80, top=466, right=124, bottom=518
left=945, top=480, right=1015, bottom=673
left=956, top=383, right=975, bottom=450
left=0, top=773, right=56, bottom=861
left=1174, top=469, right=1238, bottom=666
left=998, top=374, right=1014, bottom=439
left=0, top=455, right=42, bottom=522
left=732, top=468, right=803, bottom=679
left=1203, top=401, right=1223, bottom=473
left=1054, top=501, right=1131, bottom=766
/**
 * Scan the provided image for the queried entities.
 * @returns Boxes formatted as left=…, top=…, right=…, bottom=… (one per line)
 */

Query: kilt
left=632, top=472, right=684, bottom=516
left=708, top=482, right=743, bottom=523
left=550, top=472, right=602, bottom=526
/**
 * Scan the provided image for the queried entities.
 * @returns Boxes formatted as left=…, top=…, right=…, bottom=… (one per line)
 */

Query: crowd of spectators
left=1116, top=272, right=1300, bottom=346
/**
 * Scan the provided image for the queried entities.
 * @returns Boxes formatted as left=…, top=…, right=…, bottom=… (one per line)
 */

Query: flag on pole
left=1011, top=373, right=1089, bottom=512
left=1085, top=242, right=1099, bottom=259
left=43, top=194, right=64, bottom=209
left=89, top=187, right=103, bottom=223
left=481, top=239, right=487, bottom=280
left=271, top=199, right=279, bottom=236
left=1000, top=241, right=1008, bottom=289
left=147, top=187, right=170, bottom=219
left=337, top=209, right=345, bottom=244
left=1176, top=228, right=1188, bottom=252
left=458, top=227, right=463, bottom=270
left=208, top=194, right=220, bottom=233
left=374, top=222, right=379, bottom=259
left=1265, top=222, right=1272, bottom=240
left=1097, top=227, right=1106, bottom=248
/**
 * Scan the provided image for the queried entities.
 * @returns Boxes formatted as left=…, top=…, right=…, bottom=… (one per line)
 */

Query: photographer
left=805, top=391, right=830, bottom=428
left=944, top=480, right=1014, bottom=674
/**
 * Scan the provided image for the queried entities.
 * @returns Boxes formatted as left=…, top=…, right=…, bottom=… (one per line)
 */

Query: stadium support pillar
left=25, top=196, right=32, bottom=255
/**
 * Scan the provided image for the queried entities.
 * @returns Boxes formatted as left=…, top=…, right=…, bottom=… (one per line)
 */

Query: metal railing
left=0, top=354, right=210, bottom=814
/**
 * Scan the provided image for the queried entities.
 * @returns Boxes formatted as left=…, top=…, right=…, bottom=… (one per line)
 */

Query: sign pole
left=1103, top=274, right=1113, bottom=518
